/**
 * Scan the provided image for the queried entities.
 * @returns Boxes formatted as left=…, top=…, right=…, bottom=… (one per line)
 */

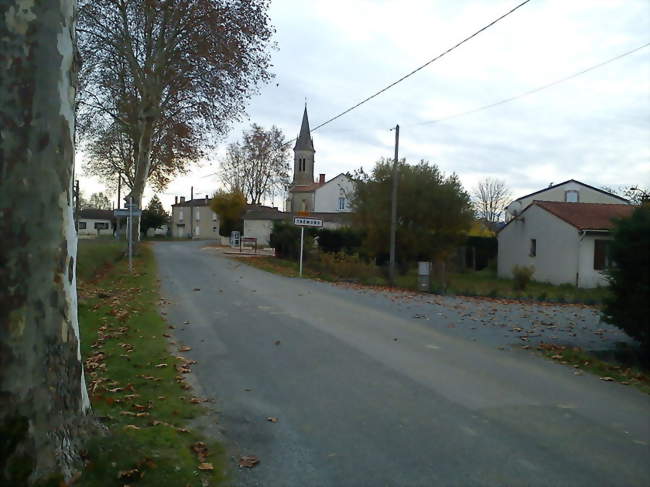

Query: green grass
left=76, top=239, right=124, bottom=282
left=234, top=255, right=608, bottom=305
left=77, top=241, right=227, bottom=486
left=536, top=343, right=650, bottom=395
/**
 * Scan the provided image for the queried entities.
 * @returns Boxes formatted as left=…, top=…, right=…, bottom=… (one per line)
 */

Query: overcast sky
left=79, top=0, right=650, bottom=211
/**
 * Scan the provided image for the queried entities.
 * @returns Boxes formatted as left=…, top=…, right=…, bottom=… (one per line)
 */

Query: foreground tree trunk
left=0, top=1, right=91, bottom=484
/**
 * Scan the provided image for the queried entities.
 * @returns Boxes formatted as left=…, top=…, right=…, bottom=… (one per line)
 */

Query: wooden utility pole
left=389, top=124, right=400, bottom=285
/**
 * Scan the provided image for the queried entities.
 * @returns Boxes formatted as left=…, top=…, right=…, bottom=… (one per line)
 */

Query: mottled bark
left=0, top=1, right=90, bottom=484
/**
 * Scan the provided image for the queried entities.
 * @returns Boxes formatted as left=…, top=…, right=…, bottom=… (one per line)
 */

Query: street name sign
left=294, top=217, right=323, bottom=227
left=114, top=209, right=142, bottom=217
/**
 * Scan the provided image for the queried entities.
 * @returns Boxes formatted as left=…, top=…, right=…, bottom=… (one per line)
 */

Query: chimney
left=180, top=196, right=185, bottom=203
left=175, top=196, right=178, bottom=205
left=319, top=174, right=325, bottom=184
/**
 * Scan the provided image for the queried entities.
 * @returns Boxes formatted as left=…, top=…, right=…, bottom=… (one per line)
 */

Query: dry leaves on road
left=239, top=455, right=260, bottom=468
left=179, top=345, right=192, bottom=352
left=266, top=417, right=279, bottom=423
left=198, top=462, right=214, bottom=471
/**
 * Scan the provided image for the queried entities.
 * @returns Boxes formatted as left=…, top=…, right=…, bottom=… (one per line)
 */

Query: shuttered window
left=594, top=240, right=610, bottom=270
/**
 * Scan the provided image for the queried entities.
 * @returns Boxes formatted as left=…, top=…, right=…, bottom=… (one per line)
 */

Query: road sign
left=114, top=209, right=142, bottom=217
left=294, top=217, right=323, bottom=227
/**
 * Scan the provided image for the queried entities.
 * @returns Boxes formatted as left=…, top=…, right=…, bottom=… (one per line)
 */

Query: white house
left=498, top=201, right=634, bottom=288
left=78, top=209, right=114, bottom=237
left=505, top=180, right=628, bottom=221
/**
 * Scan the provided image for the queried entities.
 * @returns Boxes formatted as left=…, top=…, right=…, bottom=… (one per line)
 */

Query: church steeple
left=292, top=105, right=315, bottom=186
left=294, top=106, right=314, bottom=151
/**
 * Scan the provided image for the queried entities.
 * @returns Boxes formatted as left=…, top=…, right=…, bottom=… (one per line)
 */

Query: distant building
left=498, top=201, right=634, bottom=288
left=78, top=209, right=114, bottom=237
left=170, top=195, right=220, bottom=239
left=505, top=179, right=629, bottom=221
left=285, top=107, right=354, bottom=213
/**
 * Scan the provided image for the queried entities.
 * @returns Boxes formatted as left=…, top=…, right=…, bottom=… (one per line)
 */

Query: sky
left=78, top=0, right=650, bottom=212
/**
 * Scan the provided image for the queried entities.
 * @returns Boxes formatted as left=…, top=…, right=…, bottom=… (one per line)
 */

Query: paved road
left=153, top=241, right=649, bottom=487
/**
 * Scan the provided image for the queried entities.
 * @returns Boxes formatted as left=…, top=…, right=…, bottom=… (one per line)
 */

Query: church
left=286, top=106, right=354, bottom=214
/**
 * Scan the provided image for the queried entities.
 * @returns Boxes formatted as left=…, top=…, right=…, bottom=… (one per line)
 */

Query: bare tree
left=472, top=177, right=512, bottom=224
left=1, top=1, right=90, bottom=484
left=84, top=192, right=112, bottom=210
left=77, top=0, right=275, bottom=234
left=220, top=124, right=291, bottom=205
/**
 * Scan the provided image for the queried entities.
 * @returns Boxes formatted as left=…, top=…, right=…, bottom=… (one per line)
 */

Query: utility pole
left=190, top=185, right=194, bottom=239
left=116, top=172, right=122, bottom=239
left=74, top=179, right=80, bottom=232
left=389, top=124, right=400, bottom=285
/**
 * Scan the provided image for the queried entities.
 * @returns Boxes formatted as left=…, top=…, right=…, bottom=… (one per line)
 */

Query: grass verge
left=536, top=343, right=650, bottom=395
left=232, top=255, right=608, bottom=305
left=77, top=241, right=227, bottom=486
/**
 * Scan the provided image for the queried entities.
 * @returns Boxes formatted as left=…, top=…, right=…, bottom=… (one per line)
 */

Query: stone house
left=170, top=195, right=220, bottom=239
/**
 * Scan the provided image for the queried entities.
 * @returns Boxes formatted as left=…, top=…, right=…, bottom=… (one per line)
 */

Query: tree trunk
left=127, top=112, right=156, bottom=244
left=0, top=1, right=91, bottom=484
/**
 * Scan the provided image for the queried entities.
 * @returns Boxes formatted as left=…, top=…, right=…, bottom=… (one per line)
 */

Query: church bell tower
left=293, top=106, right=315, bottom=186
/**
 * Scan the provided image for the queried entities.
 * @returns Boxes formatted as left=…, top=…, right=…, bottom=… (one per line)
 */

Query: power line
left=197, top=1, right=533, bottom=180
left=310, top=0, right=532, bottom=133
left=411, top=41, right=650, bottom=126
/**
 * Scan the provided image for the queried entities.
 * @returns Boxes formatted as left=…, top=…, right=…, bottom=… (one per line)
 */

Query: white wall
left=498, top=205, right=579, bottom=285
left=78, top=218, right=112, bottom=236
left=243, top=219, right=275, bottom=246
left=314, top=174, right=354, bottom=213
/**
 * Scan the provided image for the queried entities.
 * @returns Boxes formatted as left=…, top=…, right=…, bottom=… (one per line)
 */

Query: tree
left=210, top=190, right=246, bottom=236
left=220, top=124, right=291, bottom=204
left=141, top=195, right=169, bottom=236
left=82, top=192, right=112, bottom=210
left=77, top=0, right=275, bottom=235
left=0, top=2, right=90, bottom=484
left=602, top=205, right=650, bottom=353
left=472, top=177, right=511, bottom=224
left=351, top=159, right=473, bottom=267
left=600, top=185, right=649, bottom=205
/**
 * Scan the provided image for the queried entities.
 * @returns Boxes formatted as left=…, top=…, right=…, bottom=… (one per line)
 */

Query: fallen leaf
left=266, top=417, right=279, bottom=423
left=274, top=340, right=281, bottom=346
left=193, top=288, right=201, bottom=292
left=600, top=376, right=614, bottom=382
left=197, top=463, right=213, bottom=471
left=155, top=363, right=168, bottom=368
left=239, top=455, right=260, bottom=468
left=124, top=424, right=141, bottom=430
left=179, top=346, right=192, bottom=352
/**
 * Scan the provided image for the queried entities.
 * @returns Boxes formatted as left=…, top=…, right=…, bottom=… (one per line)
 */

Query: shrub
left=312, top=252, right=379, bottom=281
left=602, top=205, right=650, bottom=352
left=316, top=228, right=363, bottom=254
left=269, top=220, right=315, bottom=260
left=512, top=264, right=535, bottom=291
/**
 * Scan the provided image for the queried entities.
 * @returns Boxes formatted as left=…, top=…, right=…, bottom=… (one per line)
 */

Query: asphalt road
left=153, top=241, right=649, bottom=487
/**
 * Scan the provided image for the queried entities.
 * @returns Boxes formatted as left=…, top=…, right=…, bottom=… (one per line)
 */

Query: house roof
left=294, top=106, right=315, bottom=152
left=289, top=173, right=350, bottom=193
left=243, top=205, right=288, bottom=221
left=534, top=201, right=635, bottom=230
left=79, top=208, right=114, bottom=220
left=172, top=198, right=210, bottom=208
left=512, top=179, right=629, bottom=204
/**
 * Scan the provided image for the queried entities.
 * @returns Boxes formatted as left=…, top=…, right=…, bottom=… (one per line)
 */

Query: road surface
left=153, top=241, right=649, bottom=487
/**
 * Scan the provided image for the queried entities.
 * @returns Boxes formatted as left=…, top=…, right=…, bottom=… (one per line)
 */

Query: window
left=79, top=221, right=87, bottom=230
left=594, top=239, right=611, bottom=270
left=94, top=222, right=109, bottom=230
left=529, top=239, right=537, bottom=257
left=565, top=190, right=579, bottom=202
left=179, top=210, right=184, bottom=221
left=338, top=197, right=346, bottom=210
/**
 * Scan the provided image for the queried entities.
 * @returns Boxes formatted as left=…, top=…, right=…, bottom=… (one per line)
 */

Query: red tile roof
left=535, top=201, right=634, bottom=230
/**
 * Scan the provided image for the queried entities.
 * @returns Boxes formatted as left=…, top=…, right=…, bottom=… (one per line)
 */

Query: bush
left=602, top=205, right=650, bottom=352
left=269, top=220, right=315, bottom=260
left=316, top=228, right=363, bottom=254
left=512, top=264, right=535, bottom=291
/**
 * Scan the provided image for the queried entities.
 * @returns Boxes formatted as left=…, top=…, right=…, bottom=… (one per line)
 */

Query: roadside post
left=293, top=216, right=323, bottom=277
left=417, top=261, right=432, bottom=291
left=114, top=198, right=142, bottom=273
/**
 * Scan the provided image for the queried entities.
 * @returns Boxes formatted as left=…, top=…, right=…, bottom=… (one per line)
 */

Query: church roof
left=294, top=106, right=315, bottom=152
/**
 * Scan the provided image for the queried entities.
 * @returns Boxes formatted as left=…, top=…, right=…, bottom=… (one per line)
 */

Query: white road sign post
left=293, top=216, right=323, bottom=277
left=114, top=199, right=142, bottom=272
